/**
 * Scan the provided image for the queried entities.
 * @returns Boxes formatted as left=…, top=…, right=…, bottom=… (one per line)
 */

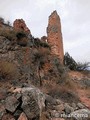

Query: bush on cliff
left=0, top=28, right=17, bottom=41
left=0, top=61, right=19, bottom=80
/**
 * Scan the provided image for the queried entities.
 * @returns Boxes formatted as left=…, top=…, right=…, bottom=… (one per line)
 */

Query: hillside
left=0, top=11, right=90, bottom=120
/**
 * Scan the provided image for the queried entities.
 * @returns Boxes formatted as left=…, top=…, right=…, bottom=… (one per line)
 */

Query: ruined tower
left=13, top=19, right=31, bottom=34
left=47, top=11, right=64, bottom=63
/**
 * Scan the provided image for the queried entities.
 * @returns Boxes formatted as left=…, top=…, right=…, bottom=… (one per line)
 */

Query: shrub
left=0, top=61, right=18, bottom=80
left=76, top=62, right=90, bottom=71
left=48, top=85, right=79, bottom=103
left=64, top=52, right=90, bottom=71
left=0, top=17, right=4, bottom=24
left=0, top=28, right=17, bottom=41
left=32, top=48, right=50, bottom=86
left=16, top=31, right=27, bottom=39
left=33, top=38, right=50, bottom=48
left=17, top=37, right=28, bottom=46
left=64, top=52, right=77, bottom=70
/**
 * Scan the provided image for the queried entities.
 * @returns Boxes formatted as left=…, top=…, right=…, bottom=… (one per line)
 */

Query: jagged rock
left=13, top=19, right=31, bottom=34
left=5, top=96, right=20, bottom=113
left=71, top=103, right=77, bottom=110
left=64, top=103, right=74, bottom=114
left=21, top=86, right=45, bottom=119
left=18, top=112, right=28, bottom=120
left=47, top=10, right=64, bottom=63
left=0, top=103, right=6, bottom=119
left=2, top=113, right=15, bottom=120
left=14, top=110, right=22, bottom=119
left=55, top=104, right=65, bottom=112
left=45, top=95, right=60, bottom=110
left=77, top=103, right=85, bottom=109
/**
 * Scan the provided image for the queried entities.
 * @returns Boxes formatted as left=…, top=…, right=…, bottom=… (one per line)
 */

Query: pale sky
left=0, top=0, right=90, bottom=62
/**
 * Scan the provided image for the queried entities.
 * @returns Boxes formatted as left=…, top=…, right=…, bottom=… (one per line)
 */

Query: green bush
left=64, top=52, right=90, bottom=71
left=33, top=38, right=50, bottom=48
left=0, top=17, right=4, bottom=24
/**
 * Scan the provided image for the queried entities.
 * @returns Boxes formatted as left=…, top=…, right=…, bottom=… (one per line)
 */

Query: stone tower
left=47, top=11, right=64, bottom=63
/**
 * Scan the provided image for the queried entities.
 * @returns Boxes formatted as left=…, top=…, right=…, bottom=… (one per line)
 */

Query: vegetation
left=0, top=17, right=4, bottom=24
left=0, top=61, right=18, bottom=80
left=64, top=52, right=90, bottom=71
left=0, top=28, right=17, bottom=41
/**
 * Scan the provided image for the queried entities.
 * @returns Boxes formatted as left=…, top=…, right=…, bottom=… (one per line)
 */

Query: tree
left=64, top=52, right=90, bottom=71
left=64, top=52, right=77, bottom=70
left=0, top=17, right=4, bottom=24
left=76, top=62, right=90, bottom=71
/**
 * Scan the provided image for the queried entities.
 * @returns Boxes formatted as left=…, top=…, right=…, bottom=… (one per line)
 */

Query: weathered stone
left=18, top=112, right=28, bottom=120
left=0, top=103, right=6, bottom=119
left=47, top=11, right=64, bottom=63
left=77, top=103, right=85, bottom=109
left=45, top=95, right=58, bottom=110
left=64, top=103, right=74, bottom=114
left=71, top=103, right=77, bottom=110
left=21, top=86, right=45, bottom=119
left=14, top=110, right=22, bottom=119
left=55, top=104, right=65, bottom=112
left=5, top=96, right=20, bottom=113
left=13, top=19, right=31, bottom=34
left=2, top=113, right=15, bottom=120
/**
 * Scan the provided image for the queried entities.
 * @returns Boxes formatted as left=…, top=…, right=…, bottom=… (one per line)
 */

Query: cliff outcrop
left=13, top=19, right=31, bottom=34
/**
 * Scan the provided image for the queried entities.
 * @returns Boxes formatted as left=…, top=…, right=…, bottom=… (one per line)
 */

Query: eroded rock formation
left=47, top=11, right=64, bottom=63
left=13, top=19, right=31, bottom=34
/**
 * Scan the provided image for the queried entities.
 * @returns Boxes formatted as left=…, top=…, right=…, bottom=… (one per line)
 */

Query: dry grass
left=0, top=61, right=18, bottom=80
left=41, top=76, right=79, bottom=103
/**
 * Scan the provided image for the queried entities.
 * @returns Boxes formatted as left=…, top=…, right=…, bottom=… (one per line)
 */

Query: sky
left=0, top=0, right=90, bottom=62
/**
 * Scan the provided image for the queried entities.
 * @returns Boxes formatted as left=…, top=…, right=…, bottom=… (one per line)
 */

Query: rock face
left=13, top=19, right=31, bottom=34
left=47, top=11, right=64, bottom=63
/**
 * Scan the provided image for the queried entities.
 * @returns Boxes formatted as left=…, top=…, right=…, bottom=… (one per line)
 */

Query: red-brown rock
left=47, top=11, right=64, bottom=63
left=13, top=19, right=31, bottom=34
left=2, top=113, right=15, bottom=120
left=18, top=112, right=28, bottom=120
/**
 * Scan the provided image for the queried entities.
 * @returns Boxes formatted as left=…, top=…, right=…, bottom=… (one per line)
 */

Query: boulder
left=0, top=103, right=6, bottom=119
left=18, top=112, right=28, bottom=120
left=64, top=103, right=74, bottom=114
left=5, top=96, right=20, bottom=113
left=2, top=113, right=15, bottom=120
left=21, top=86, right=45, bottom=119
